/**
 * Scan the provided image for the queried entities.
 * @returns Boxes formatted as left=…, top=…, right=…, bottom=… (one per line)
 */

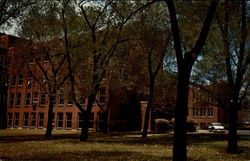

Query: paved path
left=196, top=130, right=250, bottom=136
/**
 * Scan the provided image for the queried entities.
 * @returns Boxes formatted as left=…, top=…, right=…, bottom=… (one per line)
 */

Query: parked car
left=208, top=123, right=225, bottom=133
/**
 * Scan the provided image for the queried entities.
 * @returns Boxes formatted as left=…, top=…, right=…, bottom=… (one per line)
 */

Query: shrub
left=170, top=118, right=197, bottom=132
left=154, top=118, right=170, bottom=133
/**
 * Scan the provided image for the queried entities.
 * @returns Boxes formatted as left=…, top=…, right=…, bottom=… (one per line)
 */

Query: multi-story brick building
left=0, top=33, right=144, bottom=131
left=187, top=86, right=227, bottom=129
left=0, top=33, right=228, bottom=131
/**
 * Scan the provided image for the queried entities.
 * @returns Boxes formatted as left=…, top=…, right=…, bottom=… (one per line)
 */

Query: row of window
left=8, top=112, right=44, bottom=128
left=8, top=91, right=106, bottom=107
left=192, top=108, right=214, bottom=117
left=10, top=72, right=25, bottom=87
left=7, top=112, right=98, bottom=129
left=8, top=92, right=46, bottom=106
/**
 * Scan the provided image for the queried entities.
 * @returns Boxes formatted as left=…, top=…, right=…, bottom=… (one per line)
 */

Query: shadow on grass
left=0, top=151, right=171, bottom=161
left=0, top=131, right=249, bottom=146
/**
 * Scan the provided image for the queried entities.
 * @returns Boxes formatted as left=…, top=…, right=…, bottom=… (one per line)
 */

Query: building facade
left=0, top=33, right=228, bottom=131
left=187, top=86, right=227, bottom=129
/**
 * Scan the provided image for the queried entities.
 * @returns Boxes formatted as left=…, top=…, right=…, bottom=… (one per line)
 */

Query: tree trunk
left=80, top=93, right=96, bottom=141
left=173, top=67, right=192, bottom=161
left=45, top=96, right=55, bottom=138
left=227, top=101, right=238, bottom=153
left=142, top=81, right=154, bottom=139
left=103, top=94, right=113, bottom=134
left=0, top=84, right=7, bottom=129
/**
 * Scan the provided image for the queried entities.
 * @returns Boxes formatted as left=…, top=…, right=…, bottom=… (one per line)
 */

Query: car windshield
left=212, top=123, right=222, bottom=126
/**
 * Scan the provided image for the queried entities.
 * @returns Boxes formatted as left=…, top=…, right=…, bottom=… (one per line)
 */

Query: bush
left=154, top=118, right=170, bottom=133
left=170, top=118, right=197, bottom=132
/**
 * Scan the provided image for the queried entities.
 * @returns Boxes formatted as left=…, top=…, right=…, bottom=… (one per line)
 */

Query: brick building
left=0, top=33, right=228, bottom=131
left=187, top=86, right=227, bottom=129
left=0, top=33, right=144, bottom=131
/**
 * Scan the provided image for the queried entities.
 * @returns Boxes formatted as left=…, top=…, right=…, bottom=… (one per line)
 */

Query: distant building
left=188, top=86, right=227, bottom=129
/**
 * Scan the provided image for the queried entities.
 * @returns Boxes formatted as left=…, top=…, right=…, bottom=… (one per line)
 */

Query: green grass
left=0, top=129, right=249, bottom=161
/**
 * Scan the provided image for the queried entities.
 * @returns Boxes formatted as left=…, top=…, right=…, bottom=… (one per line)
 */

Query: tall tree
left=133, top=3, right=171, bottom=138
left=63, top=0, right=133, bottom=141
left=217, top=0, right=249, bottom=153
left=164, top=1, right=218, bottom=160
left=18, top=0, right=71, bottom=138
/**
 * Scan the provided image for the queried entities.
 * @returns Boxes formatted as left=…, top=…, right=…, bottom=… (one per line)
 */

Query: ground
left=0, top=129, right=249, bottom=161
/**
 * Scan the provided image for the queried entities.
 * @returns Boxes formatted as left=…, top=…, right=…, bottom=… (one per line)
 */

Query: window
left=57, top=113, right=63, bottom=128
left=200, top=108, right=206, bottom=117
left=27, top=71, right=33, bottom=80
left=27, top=71, right=33, bottom=89
left=7, top=113, right=13, bottom=128
left=66, top=113, right=72, bottom=129
left=17, top=72, right=23, bottom=86
left=33, top=92, right=38, bottom=106
left=99, top=87, right=106, bottom=104
left=30, top=113, right=36, bottom=127
left=40, top=93, right=46, bottom=106
left=58, top=94, right=65, bottom=106
left=25, top=92, right=31, bottom=106
left=9, top=93, right=14, bottom=106
left=14, top=113, right=19, bottom=127
left=38, top=113, right=44, bottom=128
left=16, top=92, right=22, bottom=106
left=23, top=113, right=29, bottom=127
left=11, top=74, right=16, bottom=87
left=208, top=108, right=214, bottom=117
left=67, top=92, right=73, bottom=105
left=192, top=108, right=198, bottom=117
left=78, top=113, right=84, bottom=129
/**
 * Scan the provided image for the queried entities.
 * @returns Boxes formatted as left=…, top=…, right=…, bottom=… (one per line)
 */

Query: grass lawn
left=0, top=129, right=249, bottom=161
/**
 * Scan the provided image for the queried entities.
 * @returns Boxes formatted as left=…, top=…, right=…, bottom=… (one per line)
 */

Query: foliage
left=154, top=118, right=170, bottom=133
left=0, top=0, right=34, bottom=30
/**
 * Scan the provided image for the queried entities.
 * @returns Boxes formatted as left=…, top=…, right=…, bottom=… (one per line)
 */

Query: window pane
left=23, top=113, right=29, bottom=127
left=40, top=93, right=46, bottom=106
left=38, top=113, right=44, bottom=128
left=9, top=93, right=14, bottom=106
left=66, top=113, right=72, bottom=129
left=25, top=92, right=31, bottom=106
left=11, top=74, right=16, bottom=86
left=18, top=73, right=23, bottom=86
left=7, top=113, right=12, bottom=127
left=14, top=113, right=19, bottom=127
left=58, top=94, right=64, bottom=106
left=16, top=93, right=21, bottom=106
left=57, top=113, right=63, bottom=128
left=30, top=113, right=36, bottom=127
